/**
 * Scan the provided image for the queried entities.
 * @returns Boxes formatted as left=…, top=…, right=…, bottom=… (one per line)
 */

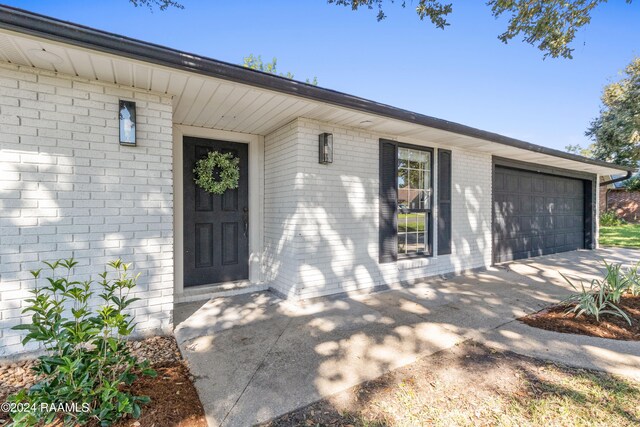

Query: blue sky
left=5, top=0, right=639, bottom=151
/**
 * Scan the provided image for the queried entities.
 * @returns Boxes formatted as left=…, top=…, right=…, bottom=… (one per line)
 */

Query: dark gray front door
left=183, top=137, right=249, bottom=287
left=493, top=166, right=585, bottom=263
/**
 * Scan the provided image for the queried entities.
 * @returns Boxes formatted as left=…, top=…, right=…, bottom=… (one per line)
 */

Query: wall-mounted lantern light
left=119, top=100, right=136, bottom=146
left=318, top=132, right=333, bottom=164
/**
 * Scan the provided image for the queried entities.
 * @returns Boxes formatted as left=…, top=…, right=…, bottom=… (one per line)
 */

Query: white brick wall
left=263, top=122, right=300, bottom=297
left=263, top=118, right=493, bottom=299
left=0, top=63, right=174, bottom=356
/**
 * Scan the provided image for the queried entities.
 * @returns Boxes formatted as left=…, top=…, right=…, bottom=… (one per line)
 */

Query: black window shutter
left=379, top=139, right=398, bottom=263
left=437, top=149, right=452, bottom=255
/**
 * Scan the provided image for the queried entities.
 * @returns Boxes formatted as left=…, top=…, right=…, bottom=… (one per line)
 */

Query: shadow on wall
left=294, top=171, right=383, bottom=297
left=0, top=142, right=173, bottom=355
left=264, top=159, right=493, bottom=300
left=451, top=180, right=490, bottom=272
left=174, top=248, right=639, bottom=426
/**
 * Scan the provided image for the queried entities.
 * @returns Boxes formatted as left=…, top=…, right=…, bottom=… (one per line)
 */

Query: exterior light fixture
left=119, top=100, right=136, bottom=146
left=318, top=132, right=333, bottom=164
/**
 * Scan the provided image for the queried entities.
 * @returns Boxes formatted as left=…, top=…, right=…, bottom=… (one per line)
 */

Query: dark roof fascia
left=0, top=5, right=634, bottom=173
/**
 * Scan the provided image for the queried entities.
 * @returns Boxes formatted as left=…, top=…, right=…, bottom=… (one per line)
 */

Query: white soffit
left=0, top=28, right=627, bottom=177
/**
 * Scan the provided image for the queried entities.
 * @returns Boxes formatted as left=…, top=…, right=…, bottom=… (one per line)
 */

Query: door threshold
left=175, top=280, right=268, bottom=303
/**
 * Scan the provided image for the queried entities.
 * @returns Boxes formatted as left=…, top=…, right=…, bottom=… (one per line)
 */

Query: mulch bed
left=109, top=362, right=206, bottom=427
left=521, top=295, right=640, bottom=340
left=0, top=336, right=206, bottom=427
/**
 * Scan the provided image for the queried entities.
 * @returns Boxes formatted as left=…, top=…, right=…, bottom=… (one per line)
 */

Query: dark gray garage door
left=493, top=166, right=585, bottom=263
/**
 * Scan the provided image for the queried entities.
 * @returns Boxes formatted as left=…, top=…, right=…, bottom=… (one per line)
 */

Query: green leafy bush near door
left=9, top=258, right=156, bottom=427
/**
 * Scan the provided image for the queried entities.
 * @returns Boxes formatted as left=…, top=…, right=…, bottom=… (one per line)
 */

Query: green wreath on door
left=193, top=151, right=240, bottom=195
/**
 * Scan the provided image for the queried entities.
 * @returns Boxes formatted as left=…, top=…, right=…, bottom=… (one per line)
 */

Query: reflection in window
left=397, top=147, right=432, bottom=256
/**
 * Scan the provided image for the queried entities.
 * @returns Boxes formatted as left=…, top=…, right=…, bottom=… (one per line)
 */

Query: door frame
left=173, top=124, right=264, bottom=296
left=491, top=156, right=597, bottom=265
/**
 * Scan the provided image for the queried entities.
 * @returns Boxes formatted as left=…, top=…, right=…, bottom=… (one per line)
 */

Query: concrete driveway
left=174, top=248, right=640, bottom=427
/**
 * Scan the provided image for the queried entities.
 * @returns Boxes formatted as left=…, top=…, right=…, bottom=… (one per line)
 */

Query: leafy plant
left=601, top=261, right=632, bottom=304
left=600, top=210, right=626, bottom=227
left=561, top=275, right=631, bottom=325
left=560, top=260, right=640, bottom=325
left=625, top=261, right=640, bottom=296
left=623, top=175, right=640, bottom=191
left=9, top=258, right=155, bottom=427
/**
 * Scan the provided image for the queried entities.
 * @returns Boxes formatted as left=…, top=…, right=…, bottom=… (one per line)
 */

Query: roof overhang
left=0, top=5, right=633, bottom=177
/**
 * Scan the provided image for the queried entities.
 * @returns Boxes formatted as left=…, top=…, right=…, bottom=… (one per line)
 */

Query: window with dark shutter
left=397, top=145, right=433, bottom=257
left=379, top=139, right=398, bottom=263
left=437, top=149, right=452, bottom=255
left=380, top=140, right=435, bottom=263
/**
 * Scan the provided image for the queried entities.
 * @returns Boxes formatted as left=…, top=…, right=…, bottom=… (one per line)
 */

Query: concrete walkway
left=174, top=248, right=640, bottom=427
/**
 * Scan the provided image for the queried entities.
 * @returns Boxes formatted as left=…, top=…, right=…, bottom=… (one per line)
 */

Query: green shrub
left=561, top=260, right=633, bottom=325
left=600, top=210, right=626, bottom=227
left=626, top=261, right=640, bottom=296
left=9, top=258, right=155, bottom=427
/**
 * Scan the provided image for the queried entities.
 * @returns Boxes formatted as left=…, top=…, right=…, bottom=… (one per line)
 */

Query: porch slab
left=175, top=248, right=640, bottom=427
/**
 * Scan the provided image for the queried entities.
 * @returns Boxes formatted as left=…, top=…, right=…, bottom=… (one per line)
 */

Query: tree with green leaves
left=565, top=143, right=595, bottom=158
left=128, top=0, right=183, bottom=11
left=623, top=175, right=640, bottom=190
left=327, top=0, right=633, bottom=59
left=242, top=54, right=318, bottom=85
left=586, top=57, right=640, bottom=168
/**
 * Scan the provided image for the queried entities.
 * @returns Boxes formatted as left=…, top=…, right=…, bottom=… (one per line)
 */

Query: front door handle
left=243, top=207, right=249, bottom=237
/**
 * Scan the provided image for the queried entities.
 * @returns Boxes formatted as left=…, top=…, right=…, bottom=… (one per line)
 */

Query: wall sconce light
left=119, top=100, right=136, bottom=146
left=318, top=132, right=333, bottom=164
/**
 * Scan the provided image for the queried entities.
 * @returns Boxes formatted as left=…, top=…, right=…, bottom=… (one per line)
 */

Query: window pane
left=397, top=146, right=431, bottom=256
left=396, top=212, right=426, bottom=254
left=398, top=148, right=409, bottom=167
left=408, top=169, right=420, bottom=189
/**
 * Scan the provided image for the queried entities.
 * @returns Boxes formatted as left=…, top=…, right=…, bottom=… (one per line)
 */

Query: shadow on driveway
left=174, top=248, right=640, bottom=427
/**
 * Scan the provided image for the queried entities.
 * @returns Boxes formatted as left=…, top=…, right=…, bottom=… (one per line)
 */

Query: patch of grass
left=501, top=368, right=640, bottom=427
left=360, top=366, right=640, bottom=427
left=600, top=224, right=640, bottom=248
left=262, top=343, right=640, bottom=427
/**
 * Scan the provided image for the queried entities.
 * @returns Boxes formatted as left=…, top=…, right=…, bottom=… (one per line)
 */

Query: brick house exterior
left=605, top=189, right=640, bottom=222
left=0, top=7, right=632, bottom=356
left=0, top=62, right=174, bottom=355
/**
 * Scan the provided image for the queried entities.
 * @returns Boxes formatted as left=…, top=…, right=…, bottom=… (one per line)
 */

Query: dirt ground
left=109, top=362, right=206, bottom=427
left=260, top=341, right=640, bottom=427
left=521, top=295, right=640, bottom=341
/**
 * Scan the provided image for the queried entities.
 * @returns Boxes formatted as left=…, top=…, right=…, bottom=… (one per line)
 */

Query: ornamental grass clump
left=9, top=258, right=156, bottom=427
left=626, top=261, right=640, bottom=296
left=561, top=260, right=634, bottom=325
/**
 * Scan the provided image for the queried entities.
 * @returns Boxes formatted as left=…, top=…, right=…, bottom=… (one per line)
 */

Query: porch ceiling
left=0, top=24, right=629, bottom=177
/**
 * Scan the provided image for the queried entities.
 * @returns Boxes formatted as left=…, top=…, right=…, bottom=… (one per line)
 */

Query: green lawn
left=398, top=213, right=425, bottom=233
left=600, top=224, right=640, bottom=248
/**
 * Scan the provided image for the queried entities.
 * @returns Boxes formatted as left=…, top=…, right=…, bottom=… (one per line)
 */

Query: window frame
left=396, top=142, right=434, bottom=259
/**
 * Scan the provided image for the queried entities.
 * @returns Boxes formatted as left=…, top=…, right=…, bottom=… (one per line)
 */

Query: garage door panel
left=533, top=177, right=544, bottom=193
left=506, top=177, right=518, bottom=192
left=493, top=166, right=585, bottom=263
left=519, top=176, right=532, bottom=192
left=494, top=172, right=505, bottom=191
